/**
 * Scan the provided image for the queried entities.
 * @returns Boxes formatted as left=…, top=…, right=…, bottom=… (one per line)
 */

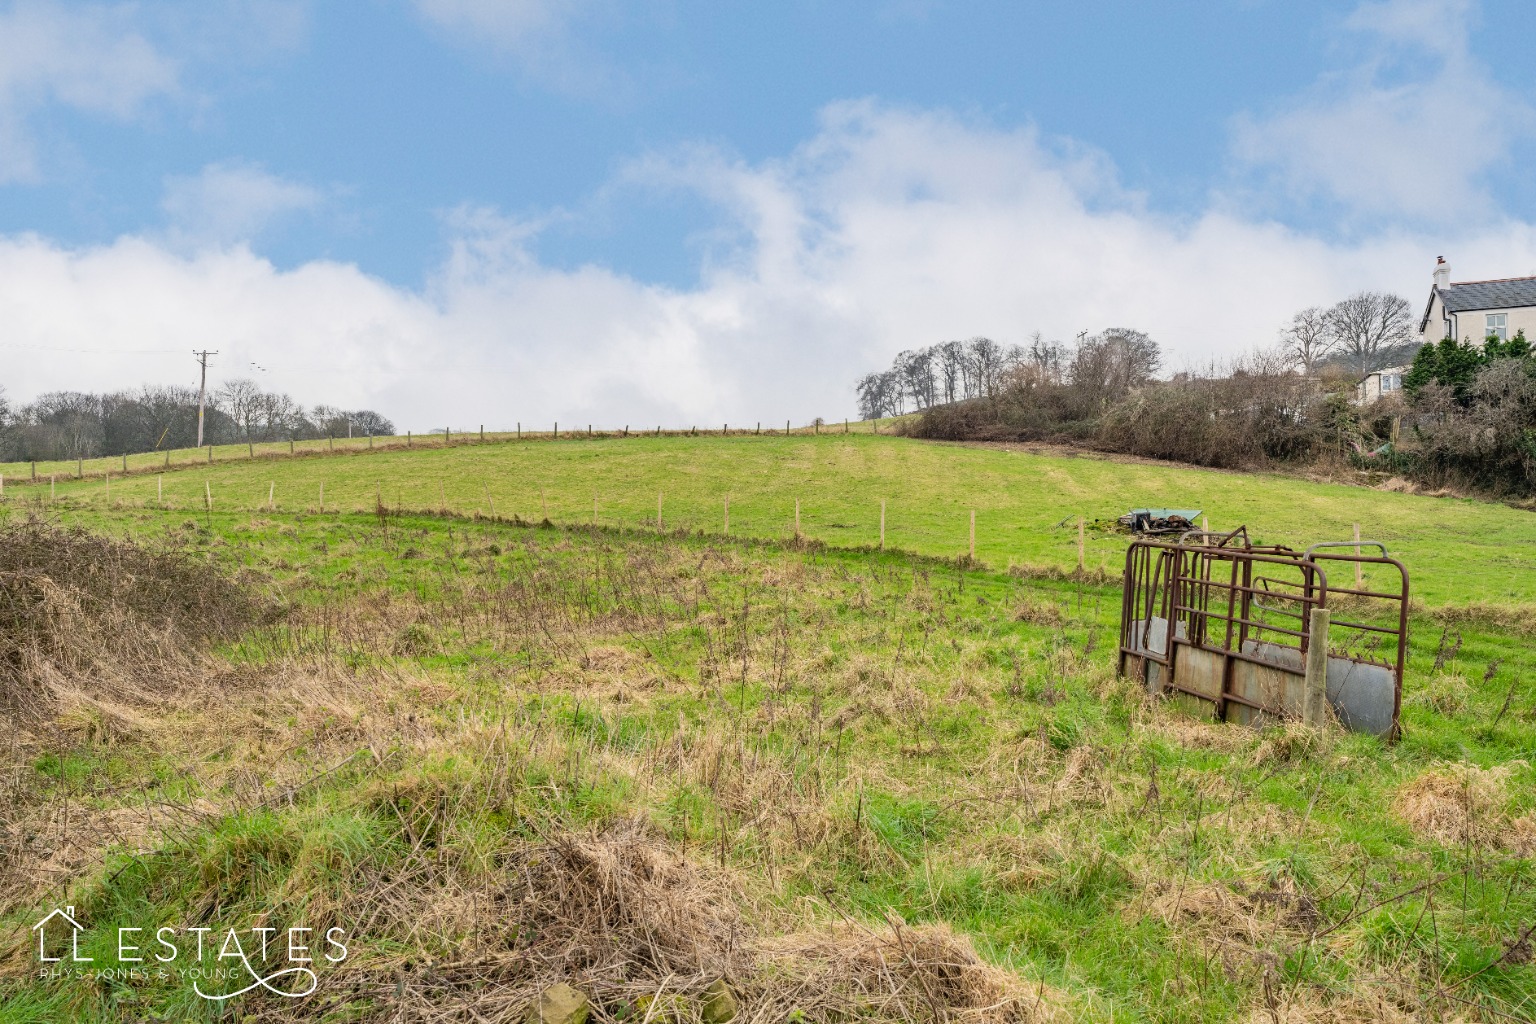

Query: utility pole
left=193, top=349, right=218, bottom=448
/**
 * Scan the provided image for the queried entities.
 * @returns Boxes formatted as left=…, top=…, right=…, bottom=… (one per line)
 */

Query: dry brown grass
left=1392, top=763, right=1528, bottom=849
left=293, top=817, right=1068, bottom=1024
left=1133, top=873, right=1322, bottom=980
left=1429, top=601, right=1536, bottom=638
left=0, top=513, right=268, bottom=730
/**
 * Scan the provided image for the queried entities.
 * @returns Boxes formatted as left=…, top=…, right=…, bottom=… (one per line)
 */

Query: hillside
left=9, top=432, right=1536, bottom=608
left=2, top=427, right=1536, bottom=1022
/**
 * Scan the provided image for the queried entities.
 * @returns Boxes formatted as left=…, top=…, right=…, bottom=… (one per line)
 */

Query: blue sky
left=5, top=0, right=1536, bottom=427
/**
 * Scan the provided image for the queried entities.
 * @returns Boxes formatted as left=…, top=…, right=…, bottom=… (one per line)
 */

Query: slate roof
left=1439, top=277, right=1536, bottom=312
left=1421, top=276, right=1536, bottom=332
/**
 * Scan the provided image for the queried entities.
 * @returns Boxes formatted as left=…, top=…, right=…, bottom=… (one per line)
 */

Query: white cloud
left=160, top=162, right=324, bottom=249
left=1230, top=0, right=1534, bottom=223
left=11, top=99, right=1536, bottom=430
left=0, top=1, right=180, bottom=182
left=412, top=0, right=621, bottom=96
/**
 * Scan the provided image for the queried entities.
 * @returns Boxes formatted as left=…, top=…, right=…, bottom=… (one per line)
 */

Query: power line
left=0, top=343, right=184, bottom=354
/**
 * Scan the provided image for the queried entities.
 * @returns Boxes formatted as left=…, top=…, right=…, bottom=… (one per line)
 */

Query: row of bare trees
left=856, top=329, right=1162, bottom=420
left=1282, top=291, right=1415, bottom=374
left=855, top=337, right=1017, bottom=419
left=0, top=379, right=393, bottom=462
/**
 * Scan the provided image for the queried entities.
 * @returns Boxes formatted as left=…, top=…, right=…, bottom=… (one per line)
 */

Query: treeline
left=0, top=379, right=393, bottom=462
left=855, top=331, right=1160, bottom=419
left=872, top=322, right=1536, bottom=496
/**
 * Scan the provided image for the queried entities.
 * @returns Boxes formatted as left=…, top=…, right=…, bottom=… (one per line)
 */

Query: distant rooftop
left=1437, top=276, right=1536, bottom=313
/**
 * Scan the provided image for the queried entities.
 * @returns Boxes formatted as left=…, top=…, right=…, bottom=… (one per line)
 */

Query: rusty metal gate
left=1118, top=526, right=1408, bottom=739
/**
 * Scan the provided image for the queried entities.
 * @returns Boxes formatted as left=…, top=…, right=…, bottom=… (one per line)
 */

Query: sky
left=4, top=0, right=1536, bottom=429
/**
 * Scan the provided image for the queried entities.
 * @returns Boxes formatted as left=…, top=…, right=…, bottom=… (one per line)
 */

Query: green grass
left=3, top=442, right=1535, bottom=1022
left=9, top=433, right=1536, bottom=607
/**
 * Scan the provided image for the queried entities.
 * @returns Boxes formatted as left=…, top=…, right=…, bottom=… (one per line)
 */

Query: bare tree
left=856, top=371, right=902, bottom=420
left=966, top=337, right=1005, bottom=397
left=1027, top=332, right=1066, bottom=382
left=1283, top=306, right=1336, bottom=373
left=1328, top=292, right=1411, bottom=374
left=218, top=378, right=263, bottom=440
left=937, top=340, right=966, bottom=404
left=896, top=349, right=938, bottom=409
left=350, top=410, right=395, bottom=436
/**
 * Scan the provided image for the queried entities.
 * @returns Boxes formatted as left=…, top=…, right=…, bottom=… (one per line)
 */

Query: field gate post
left=1303, top=607, right=1332, bottom=726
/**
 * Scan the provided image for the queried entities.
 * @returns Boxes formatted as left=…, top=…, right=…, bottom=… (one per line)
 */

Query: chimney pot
left=1433, top=257, right=1450, bottom=290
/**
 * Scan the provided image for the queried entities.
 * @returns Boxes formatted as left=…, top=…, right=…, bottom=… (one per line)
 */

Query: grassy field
left=1, top=441, right=1534, bottom=1023
left=7, top=433, right=1536, bottom=607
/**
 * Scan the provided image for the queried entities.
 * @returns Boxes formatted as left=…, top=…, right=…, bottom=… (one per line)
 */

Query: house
left=1420, top=257, right=1536, bottom=344
left=1357, top=365, right=1409, bottom=405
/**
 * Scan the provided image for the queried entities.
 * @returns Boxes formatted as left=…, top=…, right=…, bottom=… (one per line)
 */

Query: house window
left=1381, top=373, right=1398, bottom=392
left=1487, top=313, right=1508, bottom=340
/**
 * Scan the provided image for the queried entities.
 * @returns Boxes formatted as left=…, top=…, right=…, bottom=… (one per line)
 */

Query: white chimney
left=1433, top=256, right=1450, bottom=290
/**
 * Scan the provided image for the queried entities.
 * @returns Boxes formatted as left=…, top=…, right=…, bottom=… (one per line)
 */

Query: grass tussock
left=312, top=816, right=1068, bottom=1024
left=1392, top=762, right=1528, bottom=849
left=1429, top=601, right=1536, bottom=637
left=0, top=512, right=268, bottom=731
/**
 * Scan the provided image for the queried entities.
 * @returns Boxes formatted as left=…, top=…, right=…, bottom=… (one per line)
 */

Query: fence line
left=0, top=420, right=895, bottom=488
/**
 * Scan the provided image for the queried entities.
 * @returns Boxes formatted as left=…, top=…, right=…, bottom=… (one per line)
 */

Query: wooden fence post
left=480, top=424, right=484, bottom=442
left=268, top=482, right=274, bottom=510
left=785, top=419, right=790, bottom=435
left=1304, top=607, right=1331, bottom=726
left=541, top=488, right=548, bottom=521
left=158, top=476, right=163, bottom=505
left=204, top=480, right=212, bottom=510
left=319, top=482, right=324, bottom=512
left=1353, top=523, right=1363, bottom=589
left=483, top=485, right=495, bottom=518
left=122, top=454, right=128, bottom=472
left=248, top=443, right=253, bottom=458
left=1078, top=516, right=1086, bottom=572
left=77, top=457, right=83, bottom=478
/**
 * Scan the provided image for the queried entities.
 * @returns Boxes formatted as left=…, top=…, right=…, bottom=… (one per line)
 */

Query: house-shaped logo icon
left=32, top=905, right=92, bottom=963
